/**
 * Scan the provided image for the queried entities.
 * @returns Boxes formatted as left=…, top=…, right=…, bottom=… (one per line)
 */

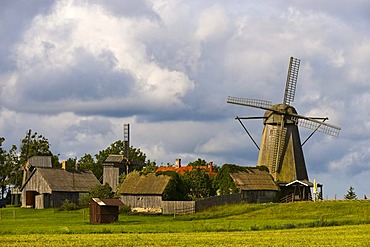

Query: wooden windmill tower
left=227, top=57, right=341, bottom=184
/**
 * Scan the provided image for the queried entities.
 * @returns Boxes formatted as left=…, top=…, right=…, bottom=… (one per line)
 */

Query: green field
left=1, top=200, right=370, bottom=246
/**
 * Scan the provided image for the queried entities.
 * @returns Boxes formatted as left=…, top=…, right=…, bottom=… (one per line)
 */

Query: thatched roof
left=22, top=167, right=99, bottom=192
left=119, top=173, right=170, bottom=195
left=230, top=168, right=280, bottom=191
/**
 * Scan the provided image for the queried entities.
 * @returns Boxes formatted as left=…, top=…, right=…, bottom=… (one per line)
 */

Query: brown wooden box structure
left=89, top=198, right=124, bottom=224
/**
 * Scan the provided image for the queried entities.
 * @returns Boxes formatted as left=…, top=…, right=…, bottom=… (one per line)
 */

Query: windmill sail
left=295, top=117, right=341, bottom=137
left=227, top=96, right=272, bottom=110
left=286, top=112, right=340, bottom=137
left=283, top=57, right=300, bottom=105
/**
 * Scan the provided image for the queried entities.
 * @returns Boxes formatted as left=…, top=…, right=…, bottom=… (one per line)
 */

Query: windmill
left=227, top=57, right=341, bottom=184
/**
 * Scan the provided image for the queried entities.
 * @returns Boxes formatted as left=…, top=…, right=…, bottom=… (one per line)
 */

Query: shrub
left=58, top=199, right=79, bottom=211
left=119, top=205, right=131, bottom=214
left=79, top=183, right=114, bottom=207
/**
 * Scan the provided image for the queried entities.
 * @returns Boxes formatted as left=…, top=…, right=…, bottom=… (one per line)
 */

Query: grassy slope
left=1, top=201, right=370, bottom=246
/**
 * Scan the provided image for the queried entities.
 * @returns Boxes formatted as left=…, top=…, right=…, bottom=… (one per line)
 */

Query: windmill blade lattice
left=227, top=96, right=272, bottom=110
left=292, top=116, right=341, bottom=137
left=283, top=57, right=300, bottom=105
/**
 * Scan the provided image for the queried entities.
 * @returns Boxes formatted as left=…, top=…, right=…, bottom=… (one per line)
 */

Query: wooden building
left=280, top=179, right=321, bottom=202
left=119, top=173, right=170, bottom=214
left=21, top=166, right=99, bottom=209
left=90, top=198, right=124, bottom=224
left=230, top=168, right=280, bottom=203
left=103, top=155, right=128, bottom=193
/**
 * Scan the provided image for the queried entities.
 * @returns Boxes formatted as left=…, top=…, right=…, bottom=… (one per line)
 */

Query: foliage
left=156, top=171, right=189, bottom=201
left=19, top=130, right=59, bottom=168
left=57, top=199, right=79, bottom=211
left=182, top=167, right=216, bottom=200
left=139, top=160, right=157, bottom=175
left=119, top=204, right=132, bottom=214
left=79, top=183, right=113, bottom=207
left=344, top=186, right=357, bottom=200
left=78, top=140, right=149, bottom=180
left=0, top=138, right=20, bottom=197
left=213, top=164, right=249, bottom=195
left=188, top=158, right=207, bottom=167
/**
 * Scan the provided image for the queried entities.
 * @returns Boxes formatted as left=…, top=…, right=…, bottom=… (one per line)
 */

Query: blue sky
left=1, top=0, right=370, bottom=198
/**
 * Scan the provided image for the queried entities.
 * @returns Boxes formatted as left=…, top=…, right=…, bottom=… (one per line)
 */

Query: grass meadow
left=1, top=200, right=370, bottom=246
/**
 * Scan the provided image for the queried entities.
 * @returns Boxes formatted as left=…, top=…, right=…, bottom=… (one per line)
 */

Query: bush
left=58, top=199, right=79, bottom=211
left=79, top=183, right=114, bottom=208
left=119, top=205, right=131, bottom=214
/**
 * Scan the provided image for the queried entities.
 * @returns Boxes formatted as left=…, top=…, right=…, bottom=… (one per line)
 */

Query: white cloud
left=0, top=0, right=369, bottom=197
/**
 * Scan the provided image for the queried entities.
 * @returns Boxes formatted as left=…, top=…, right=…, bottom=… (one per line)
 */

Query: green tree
left=188, top=158, right=207, bottom=167
left=156, top=171, right=189, bottom=201
left=0, top=139, right=20, bottom=198
left=88, top=140, right=148, bottom=180
left=78, top=153, right=101, bottom=178
left=79, top=183, right=113, bottom=207
left=344, top=186, right=357, bottom=200
left=139, top=160, right=157, bottom=175
left=213, top=164, right=248, bottom=195
left=19, top=130, right=59, bottom=168
left=182, top=166, right=216, bottom=200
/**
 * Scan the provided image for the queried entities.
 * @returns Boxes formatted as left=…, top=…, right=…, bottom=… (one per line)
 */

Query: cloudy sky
left=1, top=0, right=370, bottom=198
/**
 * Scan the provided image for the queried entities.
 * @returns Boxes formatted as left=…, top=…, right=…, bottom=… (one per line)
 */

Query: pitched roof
left=119, top=173, right=170, bottom=195
left=26, top=156, right=52, bottom=169
left=156, top=165, right=216, bottom=176
left=104, top=155, right=126, bottom=164
left=36, top=167, right=99, bottom=192
left=230, top=168, right=280, bottom=191
left=286, top=179, right=318, bottom=187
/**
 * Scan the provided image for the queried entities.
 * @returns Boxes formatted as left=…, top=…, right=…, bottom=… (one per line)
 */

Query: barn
left=119, top=173, right=170, bottom=214
left=21, top=165, right=99, bottom=209
left=230, top=168, right=280, bottom=203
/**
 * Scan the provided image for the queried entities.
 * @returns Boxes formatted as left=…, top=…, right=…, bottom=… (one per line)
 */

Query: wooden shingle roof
left=104, top=155, right=126, bottom=163
left=37, top=167, right=99, bottom=192
left=230, top=168, right=280, bottom=191
left=119, top=173, right=170, bottom=195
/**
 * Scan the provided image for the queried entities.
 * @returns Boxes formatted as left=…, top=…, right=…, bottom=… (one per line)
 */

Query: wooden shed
left=90, top=198, right=124, bottom=224
left=103, top=155, right=128, bottom=193
left=119, top=173, right=170, bottom=214
left=230, top=168, right=280, bottom=203
left=21, top=167, right=99, bottom=209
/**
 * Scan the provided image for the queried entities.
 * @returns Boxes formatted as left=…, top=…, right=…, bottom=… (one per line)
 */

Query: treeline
left=0, top=130, right=150, bottom=200
left=0, top=130, right=245, bottom=202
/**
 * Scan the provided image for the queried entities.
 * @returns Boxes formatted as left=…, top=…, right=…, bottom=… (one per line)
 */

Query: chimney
left=209, top=161, right=213, bottom=172
left=61, top=160, right=68, bottom=170
left=175, top=158, right=181, bottom=168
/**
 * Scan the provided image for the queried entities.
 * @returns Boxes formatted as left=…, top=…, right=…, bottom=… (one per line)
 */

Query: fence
left=161, top=193, right=242, bottom=215
left=195, top=193, right=242, bottom=212
left=161, top=201, right=195, bottom=214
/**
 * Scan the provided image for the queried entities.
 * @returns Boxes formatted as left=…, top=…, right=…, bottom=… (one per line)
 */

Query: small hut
left=119, top=173, right=171, bottom=214
left=230, top=168, right=280, bottom=203
left=90, top=198, right=124, bottom=224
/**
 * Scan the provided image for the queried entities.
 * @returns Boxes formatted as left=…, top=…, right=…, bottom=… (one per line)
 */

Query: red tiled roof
left=156, top=166, right=216, bottom=176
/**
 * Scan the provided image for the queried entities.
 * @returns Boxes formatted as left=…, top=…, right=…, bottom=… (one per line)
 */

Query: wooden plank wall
left=121, top=194, right=162, bottom=208
left=195, top=193, right=242, bottom=212
left=161, top=201, right=195, bottom=214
